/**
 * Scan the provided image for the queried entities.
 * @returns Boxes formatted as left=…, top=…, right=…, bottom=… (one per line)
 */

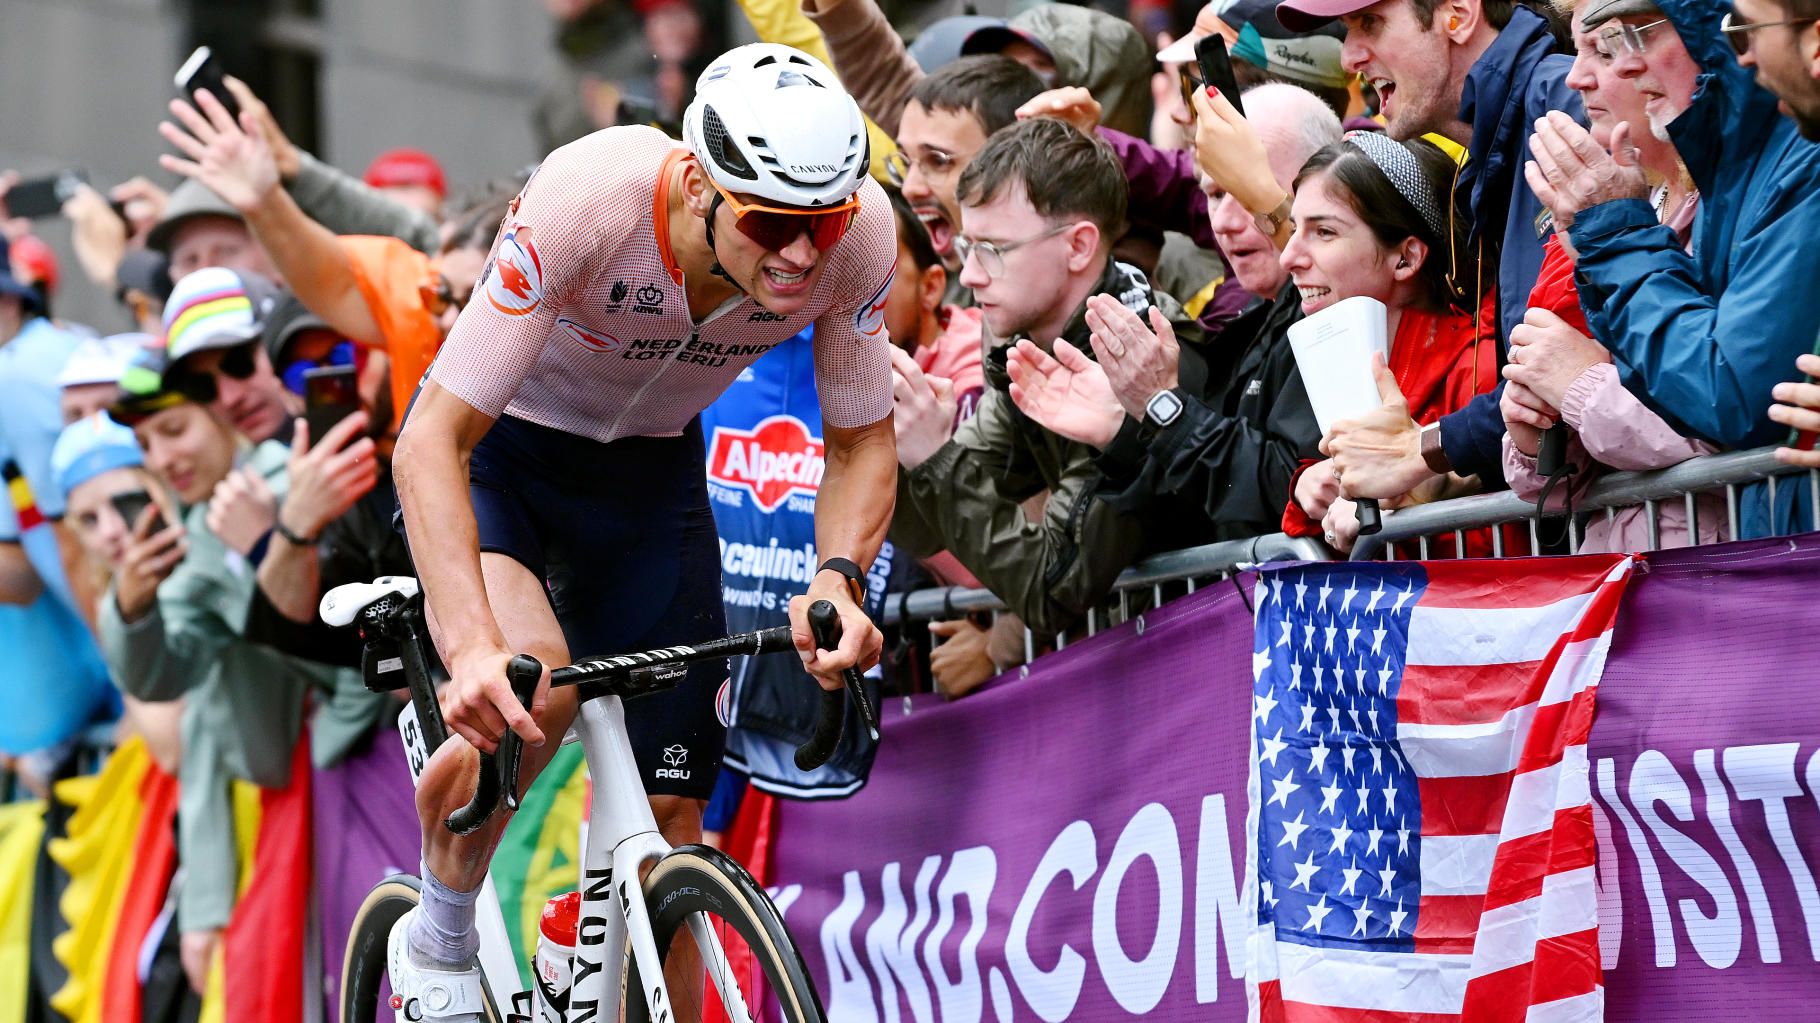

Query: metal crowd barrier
left=1347, top=447, right=1816, bottom=560
left=884, top=446, right=1815, bottom=660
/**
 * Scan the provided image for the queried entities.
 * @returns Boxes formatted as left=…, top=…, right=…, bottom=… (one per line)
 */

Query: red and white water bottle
left=533, top=891, right=580, bottom=1022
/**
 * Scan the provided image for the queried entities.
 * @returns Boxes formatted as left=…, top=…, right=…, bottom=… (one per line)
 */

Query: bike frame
left=400, top=693, right=753, bottom=1023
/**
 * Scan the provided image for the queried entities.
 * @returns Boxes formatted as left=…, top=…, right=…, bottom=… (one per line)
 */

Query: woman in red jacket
left=1279, top=132, right=1509, bottom=557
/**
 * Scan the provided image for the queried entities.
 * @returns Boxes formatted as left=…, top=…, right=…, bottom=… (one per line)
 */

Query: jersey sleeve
left=428, top=129, right=658, bottom=418
left=810, top=178, right=896, bottom=430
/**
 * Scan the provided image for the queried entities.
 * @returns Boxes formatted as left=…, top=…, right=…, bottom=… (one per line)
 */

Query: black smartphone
left=110, top=489, right=167, bottom=535
left=175, top=46, right=243, bottom=123
left=304, top=364, right=361, bottom=444
left=1195, top=33, right=1245, bottom=118
left=5, top=169, right=88, bottom=219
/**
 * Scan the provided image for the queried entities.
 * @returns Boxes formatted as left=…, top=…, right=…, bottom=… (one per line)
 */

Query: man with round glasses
left=382, top=43, right=897, bottom=1021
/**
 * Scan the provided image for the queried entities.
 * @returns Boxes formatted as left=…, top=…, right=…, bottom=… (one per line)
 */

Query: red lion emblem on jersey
left=484, top=224, right=543, bottom=316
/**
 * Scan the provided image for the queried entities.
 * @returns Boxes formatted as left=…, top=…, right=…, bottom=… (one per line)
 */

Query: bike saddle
left=320, top=576, right=421, bottom=628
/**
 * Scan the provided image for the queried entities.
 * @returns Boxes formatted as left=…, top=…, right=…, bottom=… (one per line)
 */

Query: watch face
left=1147, top=390, right=1184, bottom=425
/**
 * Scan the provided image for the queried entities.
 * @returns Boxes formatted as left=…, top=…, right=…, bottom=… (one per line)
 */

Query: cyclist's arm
left=813, top=415, right=895, bottom=585
left=391, top=382, right=540, bottom=748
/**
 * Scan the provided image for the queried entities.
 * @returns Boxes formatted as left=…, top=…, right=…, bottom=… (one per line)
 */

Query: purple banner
left=770, top=539, right=1820, bottom=1021
left=771, top=583, right=1258, bottom=1021
left=1590, top=537, right=1820, bottom=1018
left=313, top=730, right=418, bottom=1022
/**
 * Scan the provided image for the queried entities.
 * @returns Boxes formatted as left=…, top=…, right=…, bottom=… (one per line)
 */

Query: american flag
left=1246, top=556, right=1634, bottom=1022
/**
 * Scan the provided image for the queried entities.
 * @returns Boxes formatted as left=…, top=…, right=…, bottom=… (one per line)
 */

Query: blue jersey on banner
left=701, top=327, right=891, bottom=798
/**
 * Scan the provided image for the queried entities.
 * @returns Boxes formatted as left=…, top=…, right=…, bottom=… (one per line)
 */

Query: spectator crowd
left=4, top=0, right=1820, bottom=1013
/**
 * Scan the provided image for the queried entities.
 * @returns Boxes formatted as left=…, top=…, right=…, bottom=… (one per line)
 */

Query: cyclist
left=388, top=44, right=897, bottom=1020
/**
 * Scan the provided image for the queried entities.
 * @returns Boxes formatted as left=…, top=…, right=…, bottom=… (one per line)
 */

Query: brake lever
left=444, top=654, right=541, bottom=835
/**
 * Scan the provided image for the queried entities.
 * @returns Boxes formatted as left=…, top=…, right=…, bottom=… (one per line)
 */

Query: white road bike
left=320, top=576, right=875, bottom=1023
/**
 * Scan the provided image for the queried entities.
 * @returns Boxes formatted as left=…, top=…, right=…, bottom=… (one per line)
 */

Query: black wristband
left=817, top=557, right=866, bottom=603
left=273, top=514, right=318, bottom=547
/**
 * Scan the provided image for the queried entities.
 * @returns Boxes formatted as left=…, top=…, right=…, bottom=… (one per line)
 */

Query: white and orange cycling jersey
left=430, top=126, right=896, bottom=443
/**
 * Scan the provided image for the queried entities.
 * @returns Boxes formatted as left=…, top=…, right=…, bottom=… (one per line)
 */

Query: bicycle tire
left=626, top=844, right=826, bottom=1023
left=338, top=873, right=505, bottom=1023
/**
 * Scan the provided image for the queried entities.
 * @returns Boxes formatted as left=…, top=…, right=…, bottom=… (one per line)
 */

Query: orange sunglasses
left=708, top=179, right=861, bottom=253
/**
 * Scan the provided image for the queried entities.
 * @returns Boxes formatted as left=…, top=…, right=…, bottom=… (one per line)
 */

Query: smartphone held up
left=175, top=46, right=243, bottom=124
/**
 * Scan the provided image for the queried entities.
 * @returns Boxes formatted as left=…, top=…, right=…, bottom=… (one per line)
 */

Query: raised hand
left=1016, top=86, right=1103, bottom=134
left=157, top=87, right=280, bottom=213
left=1005, top=338, right=1125, bottom=449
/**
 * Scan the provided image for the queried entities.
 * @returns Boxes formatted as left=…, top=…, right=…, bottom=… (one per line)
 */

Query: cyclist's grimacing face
left=710, top=199, right=837, bottom=317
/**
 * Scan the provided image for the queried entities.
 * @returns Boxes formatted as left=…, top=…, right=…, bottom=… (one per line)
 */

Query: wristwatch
left=1145, top=388, right=1185, bottom=427
left=1251, top=193, right=1294, bottom=237
left=1419, top=421, right=1451, bottom=475
left=817, top=557, right=867, bottom=604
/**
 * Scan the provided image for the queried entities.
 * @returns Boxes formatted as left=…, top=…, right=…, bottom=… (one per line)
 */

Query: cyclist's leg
left=414, top=551, right=580, bottom=902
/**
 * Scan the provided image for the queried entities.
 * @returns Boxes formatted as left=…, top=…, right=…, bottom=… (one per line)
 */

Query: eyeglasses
left=1595, top=17, right=1672, bottom=56
left=707, top=179, right=860, bottom=253
left=953, top=223, right=1075, bottom=279
left=166, top=339, right=259, bottom=405
left=279, top=339, right=356, bottom=395
left=884, top=147, right=960, bottom=188
left=419, top=273, right=469, bottom=317
left=1720, top=10, right=1818, bottom=55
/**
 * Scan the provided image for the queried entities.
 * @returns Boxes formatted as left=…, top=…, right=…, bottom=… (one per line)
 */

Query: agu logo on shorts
left=484, top=224, right=543, bottom=316
left=707, top=415, right=825, bottom=512
left=557, top=317, right=620, bottom=353
left=855, top=275, right=891, bottom=338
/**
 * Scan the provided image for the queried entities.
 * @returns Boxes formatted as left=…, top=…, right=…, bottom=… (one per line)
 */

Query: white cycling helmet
left=682, top=44, right=869, bottom=209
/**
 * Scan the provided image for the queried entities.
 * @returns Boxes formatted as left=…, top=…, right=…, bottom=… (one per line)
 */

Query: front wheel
left=626, top=844, right=826, bottom=1023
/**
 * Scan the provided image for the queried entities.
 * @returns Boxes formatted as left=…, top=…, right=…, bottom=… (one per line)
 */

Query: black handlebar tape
left=815, top=599, right=879, bottom=741
left=795, top=600, right=850, bottom=771
left=1355, top=497, right=1383, bottom=537
left=444, top=654, right=543, bottom=835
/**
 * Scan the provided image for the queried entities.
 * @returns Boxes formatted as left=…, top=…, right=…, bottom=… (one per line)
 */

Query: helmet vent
left=701, top=106, right=757, bottom=181
left=775, top=70, right=823, bottom=89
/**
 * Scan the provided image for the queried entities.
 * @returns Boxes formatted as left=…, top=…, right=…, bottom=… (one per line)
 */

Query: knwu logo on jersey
left=707, top=415, right=824, bottom=513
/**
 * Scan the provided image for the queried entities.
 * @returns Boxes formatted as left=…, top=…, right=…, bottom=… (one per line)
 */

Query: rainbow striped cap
left=161, top=266, right=281, bottom=365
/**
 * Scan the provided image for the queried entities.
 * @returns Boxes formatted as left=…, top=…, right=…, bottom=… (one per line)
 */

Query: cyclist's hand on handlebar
left=441, top=645, right=548, bottom=753
left=789, top=576, right=881, bottom=691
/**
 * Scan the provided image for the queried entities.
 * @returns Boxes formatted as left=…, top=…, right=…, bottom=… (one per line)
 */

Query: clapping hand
left=1084, top=295, right=1180, bottom=420
left=1006, top=338, right=1125, bottom=449
left=890, top=346, right=957, bottom=470
left=1525, top=112, right=1647, bottom=233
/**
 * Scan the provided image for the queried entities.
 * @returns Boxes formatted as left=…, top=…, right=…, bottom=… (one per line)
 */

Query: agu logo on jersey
left=484, top=224, right=543, bottom=316
left=557, top=317, right=620, bottom=353
left=855, top=274, right=892, bottom=338
left=707, top=415, right=825, bottom=513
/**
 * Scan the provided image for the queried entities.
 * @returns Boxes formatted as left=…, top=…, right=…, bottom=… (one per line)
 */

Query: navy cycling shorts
left=466, top=414, right=727, bottom=801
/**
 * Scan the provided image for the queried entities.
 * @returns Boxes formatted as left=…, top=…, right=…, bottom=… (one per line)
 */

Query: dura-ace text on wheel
left=626, top=845, right=826, bottom=1023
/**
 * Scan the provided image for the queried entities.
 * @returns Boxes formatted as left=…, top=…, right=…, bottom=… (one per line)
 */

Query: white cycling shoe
left=387, top=907, right=488, bottom=1022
